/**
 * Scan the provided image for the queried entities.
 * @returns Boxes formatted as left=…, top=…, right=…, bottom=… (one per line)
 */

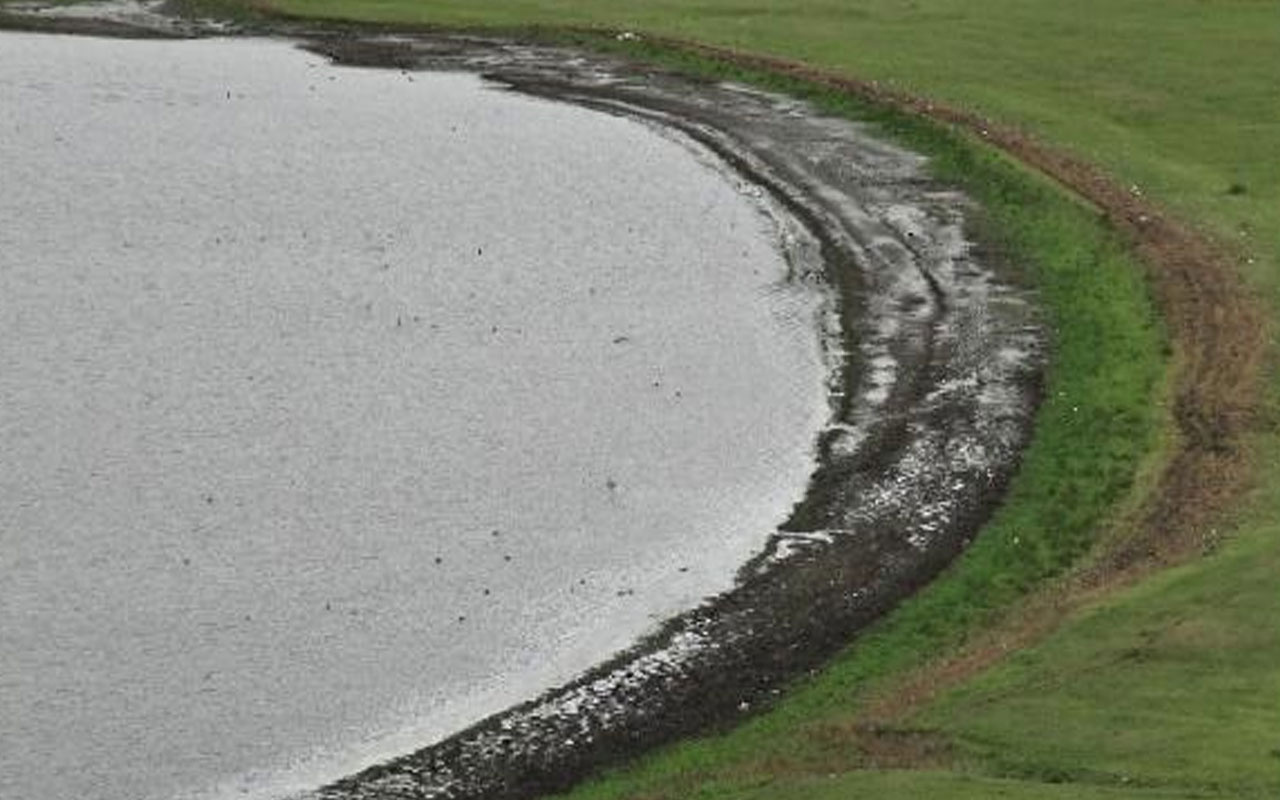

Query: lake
left=0, top=33, right=829, bottom=800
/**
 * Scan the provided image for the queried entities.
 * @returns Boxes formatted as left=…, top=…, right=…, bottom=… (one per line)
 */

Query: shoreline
left=1, top=8, right=1047, bottom=800
left=309, top=40, right=1047, bottom=800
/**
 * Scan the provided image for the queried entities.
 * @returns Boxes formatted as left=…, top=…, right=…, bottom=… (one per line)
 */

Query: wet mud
left=2, top=6, right=1048, bottom=799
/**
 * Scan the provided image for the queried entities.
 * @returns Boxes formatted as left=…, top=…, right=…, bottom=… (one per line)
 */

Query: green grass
left=925, top=519, right=1280, bottom=797
left=733, top=771, right=1219, bottom=800
left=130, top=1, right=1280, bottom=797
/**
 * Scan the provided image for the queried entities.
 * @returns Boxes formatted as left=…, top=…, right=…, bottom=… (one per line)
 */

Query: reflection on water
left=0, top=33, right=827, bottom=800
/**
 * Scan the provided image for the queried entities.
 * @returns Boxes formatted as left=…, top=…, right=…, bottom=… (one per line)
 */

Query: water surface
left=0, top=34, right=829, bottom=800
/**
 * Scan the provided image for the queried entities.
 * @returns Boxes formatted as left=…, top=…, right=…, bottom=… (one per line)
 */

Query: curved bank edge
left=0, top=6, right=1047, bottom=797
left=296, top=34, right=1045, bottom=800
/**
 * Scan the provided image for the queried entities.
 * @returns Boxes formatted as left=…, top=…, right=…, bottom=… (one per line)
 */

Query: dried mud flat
left=0, top=5, right=1125, bottom=800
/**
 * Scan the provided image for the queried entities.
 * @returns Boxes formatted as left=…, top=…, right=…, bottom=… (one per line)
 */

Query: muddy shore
left=1, top=6, right=1047, bottom=799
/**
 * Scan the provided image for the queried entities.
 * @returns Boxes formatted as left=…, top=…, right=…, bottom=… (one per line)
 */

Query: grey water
left=0, top=34, right=829, bottom=800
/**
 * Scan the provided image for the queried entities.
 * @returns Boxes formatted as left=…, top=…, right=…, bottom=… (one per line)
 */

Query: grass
left=731, top=771, right=1221, bottom=800
left=923, top=529, right=1280, bottom=798
left=32, top=1, right=1280, bottom=797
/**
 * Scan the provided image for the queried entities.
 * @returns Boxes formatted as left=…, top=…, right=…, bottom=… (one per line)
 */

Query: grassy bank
left=54, top=1, right=1280, bottom=797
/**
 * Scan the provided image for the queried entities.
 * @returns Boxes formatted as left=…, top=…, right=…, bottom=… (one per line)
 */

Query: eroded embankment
left=1, top=8, right=1049, bottom=800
